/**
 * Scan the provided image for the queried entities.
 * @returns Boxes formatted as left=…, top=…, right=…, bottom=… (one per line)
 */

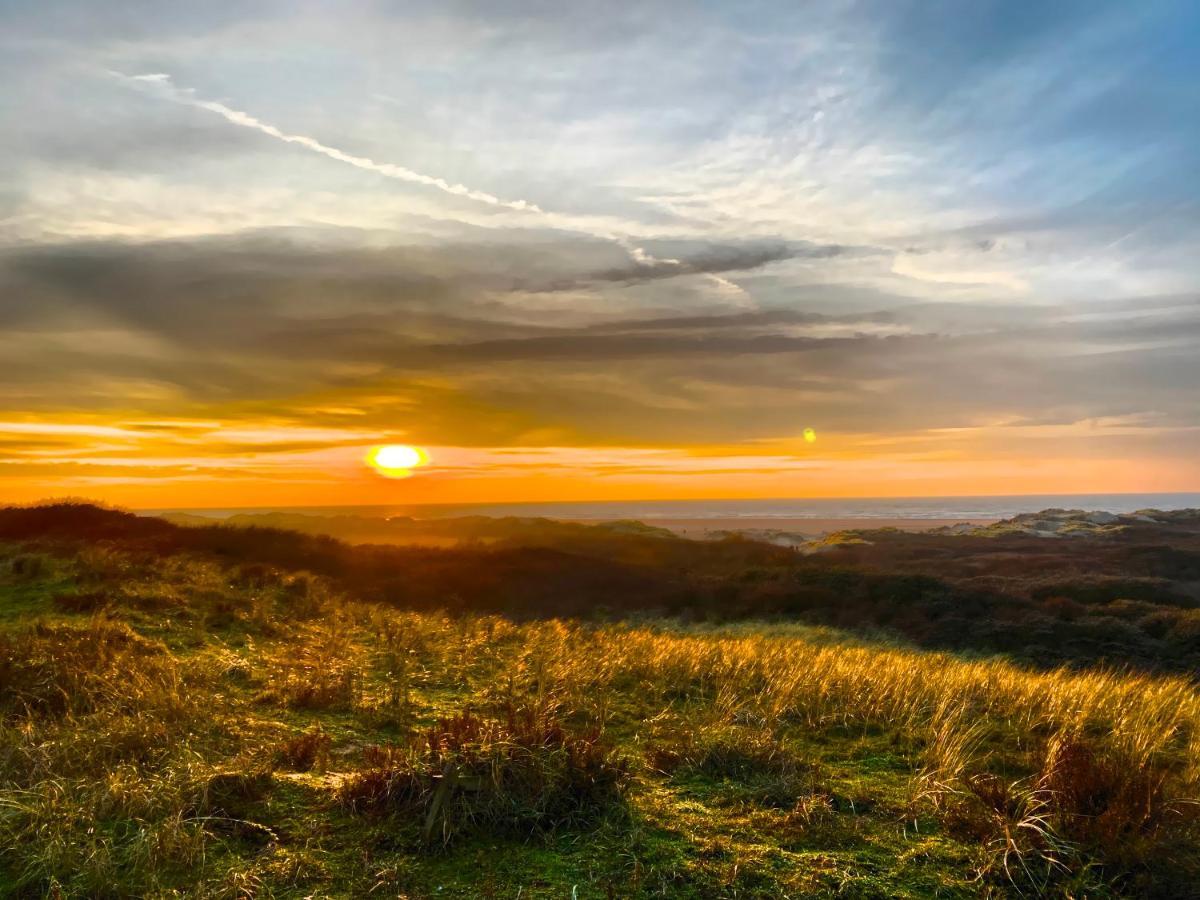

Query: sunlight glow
left=366, top=444, right=429, bottom=479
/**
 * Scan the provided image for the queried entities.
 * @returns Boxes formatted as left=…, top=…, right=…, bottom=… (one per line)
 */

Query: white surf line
left=116, top=72, right=687, bottom=271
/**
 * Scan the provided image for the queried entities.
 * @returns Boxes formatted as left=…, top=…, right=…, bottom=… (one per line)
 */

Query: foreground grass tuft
left=340, top=700, right=628, bottom=846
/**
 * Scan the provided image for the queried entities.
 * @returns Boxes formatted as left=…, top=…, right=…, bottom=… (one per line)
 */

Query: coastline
left=602, top=516, right=999, bottom=538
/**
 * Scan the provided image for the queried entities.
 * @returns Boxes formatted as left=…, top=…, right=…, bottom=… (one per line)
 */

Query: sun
left=366, top=444, right=429, bottom=478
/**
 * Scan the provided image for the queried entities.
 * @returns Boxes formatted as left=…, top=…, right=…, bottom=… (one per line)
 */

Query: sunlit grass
left=2, top=543, right=1198, bottom=896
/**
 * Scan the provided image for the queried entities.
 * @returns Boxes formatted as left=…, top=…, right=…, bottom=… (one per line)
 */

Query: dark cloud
left=577, top=240, right=848, bottom=288
left=3, top=231, right=1200, bottom=447
left=0, top=231, right=857, bottom=339
left=472, top=239, right=859, bottom=294
left=426, top=332, right=856, bottom=363
left=585, top=308, right=899, bottom=333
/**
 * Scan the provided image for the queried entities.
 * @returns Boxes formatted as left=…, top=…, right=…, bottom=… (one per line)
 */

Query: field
left=2, top=506, right=1200, bottom=897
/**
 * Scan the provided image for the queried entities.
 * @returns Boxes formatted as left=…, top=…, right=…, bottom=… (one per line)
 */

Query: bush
left=1038, top=733, right=1200, bottom=889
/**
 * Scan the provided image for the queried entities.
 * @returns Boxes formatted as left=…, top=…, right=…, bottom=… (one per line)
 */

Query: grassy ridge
left=2, top=535, right=1199, bottom=897
left=6, top=503, right=1200, bottom=676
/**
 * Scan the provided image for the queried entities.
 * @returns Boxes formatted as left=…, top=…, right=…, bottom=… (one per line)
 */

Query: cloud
left=5, top=229, right=1199, bottom=460
left=555, top=240, right=850, bottom=289
left=489, top=239, right=853, bottom=294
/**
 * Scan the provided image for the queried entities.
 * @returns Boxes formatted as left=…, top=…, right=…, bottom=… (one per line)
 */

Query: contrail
left=117, top=72, right=702, bottom=276
left=120, top=73, right=540, bottom=213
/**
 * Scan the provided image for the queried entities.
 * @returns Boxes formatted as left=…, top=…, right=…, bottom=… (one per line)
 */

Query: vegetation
left=2, top=504, right=1200, bottom=896
left=6, top=502, right=1200, bottom=673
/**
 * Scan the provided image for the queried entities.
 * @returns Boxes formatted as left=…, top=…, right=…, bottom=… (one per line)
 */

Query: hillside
left=5, top=503, right=1200, bottom=673
left=1, top=504, right=1199, bottom=896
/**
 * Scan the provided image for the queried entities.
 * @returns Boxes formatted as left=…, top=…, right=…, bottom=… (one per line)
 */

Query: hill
left=1, top=503, right=1199, bottom=896
left=4, top=503, right=1200, bottom=672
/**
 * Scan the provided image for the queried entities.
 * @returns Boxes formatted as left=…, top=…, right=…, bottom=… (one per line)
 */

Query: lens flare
left=366, top=444, right=429, bottom=478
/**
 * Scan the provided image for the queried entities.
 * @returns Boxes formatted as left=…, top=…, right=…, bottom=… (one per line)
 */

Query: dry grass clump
left=7, top=553, right=47, bottom=579
left=275, top=724, right=332, bottom=772
left=0, top=632, right=222, bottom=895
left=0, top=771, right=210, bottom=896
left=265, top=666, right=360, bottom=710
left=51, top=589, right=112, bottom=613
left=0, top=595, right=242, bottom=896
left=339, top=700, right=628, bottom=844
left=0, top=619, right=180, bottom=720
left=911, top=716, right=1200, bottom=892
left=189, top=769, right=278, bottom=846
left=256, top=620, right=363, bottom=710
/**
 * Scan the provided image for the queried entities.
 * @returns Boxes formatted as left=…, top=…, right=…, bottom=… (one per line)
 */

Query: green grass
left=2, top=542, right=1197, bottom=898
left=0, top=546, right=76, bottom=622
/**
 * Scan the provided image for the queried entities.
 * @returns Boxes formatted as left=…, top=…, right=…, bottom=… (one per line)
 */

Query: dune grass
left=2, top=543, right=1199, bottom=897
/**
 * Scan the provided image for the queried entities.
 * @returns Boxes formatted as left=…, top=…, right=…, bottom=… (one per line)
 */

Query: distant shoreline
left=142, top=491, right=1200, bottom=527
left=613, top=516, right=998, bottom=538
left=142, top=490, right=1200, bottom=520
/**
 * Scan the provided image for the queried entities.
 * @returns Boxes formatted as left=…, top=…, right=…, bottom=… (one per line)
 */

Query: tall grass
left=2, top=545, right=1199, bottom=895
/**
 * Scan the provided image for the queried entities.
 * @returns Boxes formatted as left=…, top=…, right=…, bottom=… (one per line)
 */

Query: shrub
left=1038, top=733, right=1200, bottom=889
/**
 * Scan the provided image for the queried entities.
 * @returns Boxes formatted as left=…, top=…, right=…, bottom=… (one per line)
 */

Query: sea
left=150, top=493, right=1200, bottom=522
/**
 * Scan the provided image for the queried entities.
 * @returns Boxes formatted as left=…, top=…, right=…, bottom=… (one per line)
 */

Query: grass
left=2, top=541, right=1199, bottom=897
left=338, top=700, right=628, bottom=845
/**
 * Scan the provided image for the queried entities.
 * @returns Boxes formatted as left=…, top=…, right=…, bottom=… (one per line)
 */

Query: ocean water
left=152, top=493, right=1200, bottom=522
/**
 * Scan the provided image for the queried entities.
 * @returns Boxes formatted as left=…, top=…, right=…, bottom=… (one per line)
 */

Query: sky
left=2, top=0, right=1199, bottom=507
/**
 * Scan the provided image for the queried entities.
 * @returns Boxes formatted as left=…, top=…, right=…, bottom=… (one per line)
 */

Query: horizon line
left=117, top=488, right=1200, bottom=514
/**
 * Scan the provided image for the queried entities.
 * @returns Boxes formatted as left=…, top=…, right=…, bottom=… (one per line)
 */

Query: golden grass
left=2, top=547, right=1199, bottom=895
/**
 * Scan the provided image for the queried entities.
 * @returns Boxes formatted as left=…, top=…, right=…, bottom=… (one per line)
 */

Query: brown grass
left=339, top=699, right=628, bottom=844
left=274, top=724, right=332, bottom=772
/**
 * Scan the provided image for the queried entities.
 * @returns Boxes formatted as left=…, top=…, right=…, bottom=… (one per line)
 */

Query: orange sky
left=3, top=414, right=1196, bottom=509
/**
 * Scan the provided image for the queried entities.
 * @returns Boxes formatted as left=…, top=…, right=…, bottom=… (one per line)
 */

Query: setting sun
left=366, top=444, right=429, bottom=478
